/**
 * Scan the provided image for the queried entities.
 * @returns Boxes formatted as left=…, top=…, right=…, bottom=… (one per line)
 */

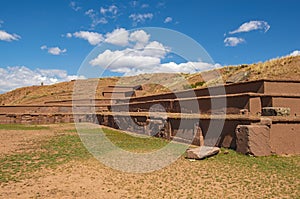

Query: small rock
left=186, top=146, right=220, bottom=160
left=223, top=150, right=229, bottom=155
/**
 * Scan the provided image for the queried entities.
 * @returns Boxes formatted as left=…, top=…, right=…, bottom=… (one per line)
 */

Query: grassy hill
left=1, top=55, right=299, bottom=105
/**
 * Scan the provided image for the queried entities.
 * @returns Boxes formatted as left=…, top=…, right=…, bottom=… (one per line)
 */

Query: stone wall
left=0, top=79, right=299, bottom=156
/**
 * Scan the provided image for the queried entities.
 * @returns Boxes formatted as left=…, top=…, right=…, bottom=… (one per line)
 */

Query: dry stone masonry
left=0, top=79, right=299, bottom=156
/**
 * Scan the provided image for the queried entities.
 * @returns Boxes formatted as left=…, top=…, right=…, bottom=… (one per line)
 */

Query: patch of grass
left=0, top=124, right=50, bottom=130
left=104, top=128, right=173, bottom=152
left=209, top=148, right=300, bottom=175
left=190, top=81, right=205, bottom=88
left=78, top=128, right=172, bottom=153
left=0, top=134, right=90, bottom=183
left=183, top=84, right=192, bottom=89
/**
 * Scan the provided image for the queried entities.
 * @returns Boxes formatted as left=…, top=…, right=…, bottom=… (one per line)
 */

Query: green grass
left=98, top=128, right=171, bottom=152
left=0, top=134, right=90, bottom=183
left=0, top=124, right=50, bottom=130
left=68, top=128, right=172, bottom=152
left=209, top=148, right=300, bottom=175
left=190, top=81, right=205, bottom=88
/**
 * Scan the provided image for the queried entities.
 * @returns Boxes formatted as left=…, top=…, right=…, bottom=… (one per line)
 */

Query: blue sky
left=0, top=0, right=300, bottom=92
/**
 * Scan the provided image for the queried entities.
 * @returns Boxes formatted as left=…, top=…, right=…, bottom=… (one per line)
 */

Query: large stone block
left=186, top=146, right=220, bottom=160
left=235, top=125, right=271, bottom=156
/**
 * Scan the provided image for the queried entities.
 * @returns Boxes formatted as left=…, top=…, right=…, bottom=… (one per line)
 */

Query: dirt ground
left=0, top=130, right=52, bottom=155
left=0, top=124, right=299, bottom=199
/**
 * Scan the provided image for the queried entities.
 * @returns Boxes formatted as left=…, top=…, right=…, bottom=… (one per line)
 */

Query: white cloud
left=66, top=33, right=72, bottom=38
left=40, top=45, right=47, bottom=50
left=129, top=13, right=153, bottom=26
left=41, top=45, right=67, bottom=55
left=85, top=9, right=94, bottom=15
left=100, top=7, right=106, bottom=15
left=84, top=5, right=119, bottom=28
left=0, top=30, right=21, bottom=42
left=129, top=30, right=150, bottom=48
left=69, top=1, right=81, bottom=11
left=89, top=36, right=215, bottom=76
left=85, top=9, right=108, bottom=28
left=105, top=28, right=129, bottom=46
left=73, top=31, right=104, bottom=45
left=90, top=49, right=161, bottom=73
left=0, top=66, right=85, bottom=93
left=48, top=47, right=67, bottom=55
left=289, top=50, right=300, bottom=57
left=96, top=17, right=108, bottom=25
left=142, top=41, right=169, bottom=58
left=90, top=54, right=218, bottom=76
left=155, top=62, right=218, bottom=74
left=68, top=29, right=151, bottom=47
left=229, top=20, right=270, bottom=34
left=100, top=5, right=118, bottom=16
left=85, top=28, right=218, bottom=76
left=164, top=17, right=172, bottom=23
left=89, top=36, right=170, bottom=68
left=224, top=37, right=245, bottom=47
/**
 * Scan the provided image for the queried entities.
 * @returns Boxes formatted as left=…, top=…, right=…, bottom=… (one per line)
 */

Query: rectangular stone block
left=236, top=125, right=271, bottom=156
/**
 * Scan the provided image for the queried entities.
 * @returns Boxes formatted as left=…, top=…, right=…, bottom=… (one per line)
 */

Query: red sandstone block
left=235, top=125, right=271, bottom=156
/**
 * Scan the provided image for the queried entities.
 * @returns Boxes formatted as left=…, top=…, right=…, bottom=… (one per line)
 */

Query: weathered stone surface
left=186, top=146, right=220, bottom=160
left=262, top=107, right=290, bottom=116
left=239, top=109, right=249, bottom=115
left=259, top=117, right=272, bottom=127
left=236, top=125, right=271, bottom=156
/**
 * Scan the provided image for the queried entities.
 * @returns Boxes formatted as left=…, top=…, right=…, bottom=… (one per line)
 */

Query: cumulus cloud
left=142, top=41, right=169, bottom=58
left=48, top=47, right=67, bottom=55
left=229, top=20, right=270, bottom=34
left=65, top=33, right=72, bottom=38
left=70, top=28, right=219, bottom=76
left=164, top=17, right=172, bottom=23
left=289, top=50, right=300, bottom=57
left=105, top=28, right=129, bottom=46
left=72, top=31, right=104, bottom=45
left=129, top=30, right=150, bottom=48
left=90, top=52, right=218, bottom=76
left=41, top=45, right=67, bottom=55
left=89, top=35, right=215, bottom=76
left=0, top=66, right=85, bottom=93
left=129, top=13, right=153, bottom=26
left=156, top=62, right=219, bottom=74
left=0, top=30, right=21, bottom=42
left=90, top=49, right=161, bottom=73
left=68, top=28, right=151, bottom=48
left=224, top=37, right=245, bottom=47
